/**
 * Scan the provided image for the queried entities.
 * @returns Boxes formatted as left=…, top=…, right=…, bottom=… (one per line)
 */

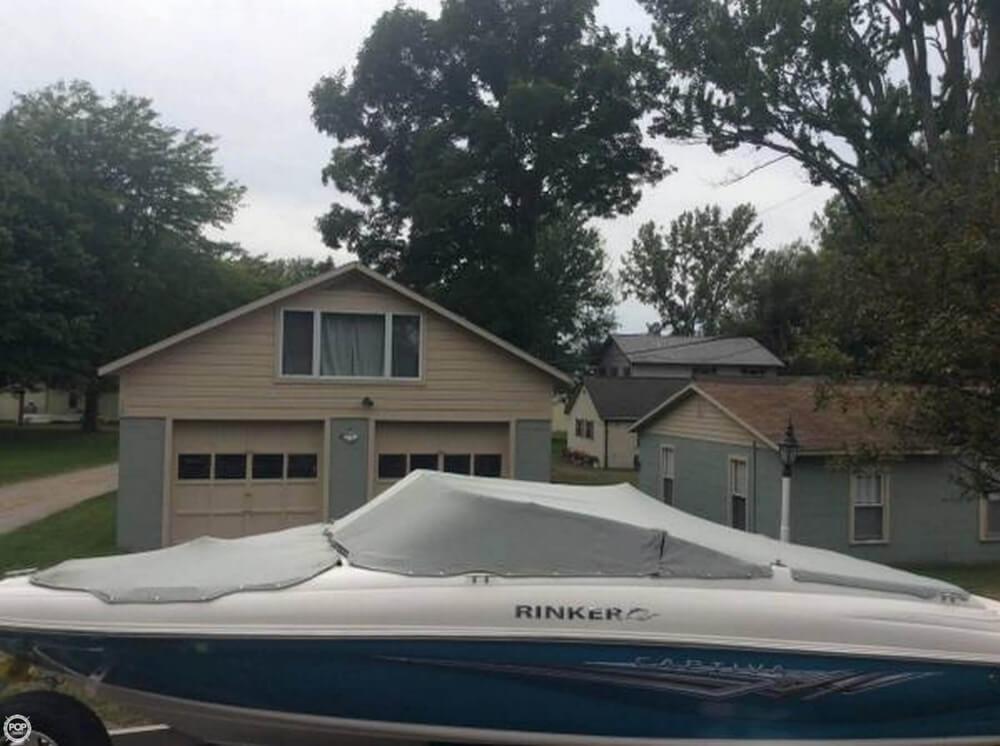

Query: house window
left=287, top=453, right=318, bottom=479
left=214, top=454, right=247, bottom=480
left=178, top=454, right=211, bottom=480
left=474, top=454, right=503, bottom=477
left=729, top=457, right=749, bottom=531
left=281, top=310, right=420, bottom=379
left=378, top=454, right=407, bottom=480
left=443, top=454, right=472, bottom=474
left=252, top=453, right=284, bottom=480
left=282, top=310, right=314, bottom=375
left=574, top=419, right=583, bottom=437
left=391, top=314, right=421, bottom=377
left=659, top=446, right=675, bottom=505
left=585, top=420, right=594, bottom=439
left=852, top=472, right=888, bottom=543
left=982, top=492, right=1000, bottom=541
left=320, top=313, right=385, bottom=376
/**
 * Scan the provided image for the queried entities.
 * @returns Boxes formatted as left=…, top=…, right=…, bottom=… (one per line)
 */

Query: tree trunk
left=82, top=380, right=100, bottom=433
left=15, top=390, right=25, bottom=427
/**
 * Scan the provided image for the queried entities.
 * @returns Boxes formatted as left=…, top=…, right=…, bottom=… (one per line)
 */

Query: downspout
left=604, top=420, right=609, bottom=470
left=752, top=440, right=758, bottom=534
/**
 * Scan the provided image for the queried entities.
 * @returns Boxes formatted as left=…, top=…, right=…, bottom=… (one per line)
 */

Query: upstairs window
left=282, top=311, right=314, bottom=375
left=281, top=310, right=420, bottom=379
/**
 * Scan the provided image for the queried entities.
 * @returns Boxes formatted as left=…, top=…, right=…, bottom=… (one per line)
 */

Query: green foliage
left=807, top=135, right=1000, bottom=492
left=0, top=81, right=245, bottom=418
left=721, top=241, right=821, bottom=367
left=311, top=0, right=665, bottom=366
left=639, top=0, right=996, bottom=213
left=621, top=204, right=762, bottom=336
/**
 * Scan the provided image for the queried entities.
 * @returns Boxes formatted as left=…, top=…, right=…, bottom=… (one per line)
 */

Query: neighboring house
left=566, top=376, right=687, bottom=469
left=551, top=393, right=569, bottom=436
left=0, top=386, right=118, bottom=424
left=596, top=333, right=784, bottom=379
left=632, top=378, right=999, bottom=565
left=99, top=263, right=570, bottom=551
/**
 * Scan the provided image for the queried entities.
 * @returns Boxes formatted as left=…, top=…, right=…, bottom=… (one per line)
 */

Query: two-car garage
left=168, top=419, right=513, bottom=544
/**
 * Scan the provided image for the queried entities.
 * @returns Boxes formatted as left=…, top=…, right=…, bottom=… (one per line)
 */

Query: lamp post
left=778, top=421, right=799, bottom=543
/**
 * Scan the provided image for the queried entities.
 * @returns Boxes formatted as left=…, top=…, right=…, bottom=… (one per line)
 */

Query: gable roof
left=572, top=376, right=690, bottom=421
left=633, top=378, right=923, bottom=454
left=99, top=262, right=571, bottom=384
left=610, top=334, right=784, bottom=368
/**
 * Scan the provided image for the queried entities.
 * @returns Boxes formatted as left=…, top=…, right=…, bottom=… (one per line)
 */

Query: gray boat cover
left=31, top=524, right=340, bottom=603
left=330, top=471, right=966, bottom=599
left=31, top=470, right=966, bottom=603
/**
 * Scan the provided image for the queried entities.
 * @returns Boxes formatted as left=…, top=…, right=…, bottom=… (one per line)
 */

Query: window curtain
left=320, top=313, right=385, bottom=376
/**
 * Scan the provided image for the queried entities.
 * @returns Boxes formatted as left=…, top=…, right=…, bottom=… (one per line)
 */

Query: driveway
left=0, top=463, right=118, bottom=534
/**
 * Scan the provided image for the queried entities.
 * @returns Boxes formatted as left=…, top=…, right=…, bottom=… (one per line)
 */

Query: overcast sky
left=3, top=0, right=833, bottom=330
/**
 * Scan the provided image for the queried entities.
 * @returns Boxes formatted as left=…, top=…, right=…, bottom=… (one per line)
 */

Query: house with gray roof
left=597, top=333, right=784, bottom=379
left=565, top=376, right=688, bottom=469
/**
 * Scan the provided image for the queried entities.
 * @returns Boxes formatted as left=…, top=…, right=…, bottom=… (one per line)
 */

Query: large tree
left=807, top=136, right=1000, bottom=492
left=721, top=241, right=821, bottom=367
left=310, top=0, right=664, bottom=365
left=620, top=203, right=762, bottom=336
left=639, top=0, right=999, bottom=216
left=0, top=81, right=245, bottom=430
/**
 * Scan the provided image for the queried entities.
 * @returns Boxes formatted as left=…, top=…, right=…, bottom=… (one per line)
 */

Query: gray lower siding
left=639, top=434, right=1000, bottom=565
left=639, top=434, right=781, bottom=538
left=515, top=419, right=551, bottom=482
left=328, top=418, right=370, bottom=518
left=793, top=457, right=999, bottom=565
left=117, top=417, right=166, bottom=551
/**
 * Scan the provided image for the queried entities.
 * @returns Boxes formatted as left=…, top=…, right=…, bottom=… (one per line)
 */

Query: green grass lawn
left=907, top=564, right=1000, bottom=600
left=0, top=492, right=119, bottom=574
left=550, top=433, right=638, bottom=486
left=0, top=424, right=118, bottom=485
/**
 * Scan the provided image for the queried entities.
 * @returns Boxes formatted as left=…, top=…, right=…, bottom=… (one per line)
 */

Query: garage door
left=171, top=421, right=324, bottom=544
left=374, top=422, right=509, bottom=494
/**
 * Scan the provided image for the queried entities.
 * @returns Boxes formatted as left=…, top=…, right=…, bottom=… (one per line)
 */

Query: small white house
left=565, top=376, right=687, bottom=469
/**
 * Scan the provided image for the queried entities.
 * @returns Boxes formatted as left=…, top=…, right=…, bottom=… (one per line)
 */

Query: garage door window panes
left=178, top=454, right=211, bottom=480
left=409, top=453, right=438, bottom=471
left=474, top=454, right=502, bottom=477
left=252, top=454, right=284, bottom=480
left=378, top=454, right=408, bottom=479
left=281, top=310, right=421, bottom=380
left=215, top=454, right=247, bottom=480
left=287, top=454, right=318, bottom=479
left=443, top=454, right=472, bottom=474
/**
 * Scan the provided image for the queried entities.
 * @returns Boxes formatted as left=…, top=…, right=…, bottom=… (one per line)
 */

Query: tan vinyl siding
left=119, top=274, right=553, bottom=420
left=606, top=421, right=638, bottom=470
left=645, top=393, right=754, bottom=446
left=566, top=387, right=604, bottom=465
